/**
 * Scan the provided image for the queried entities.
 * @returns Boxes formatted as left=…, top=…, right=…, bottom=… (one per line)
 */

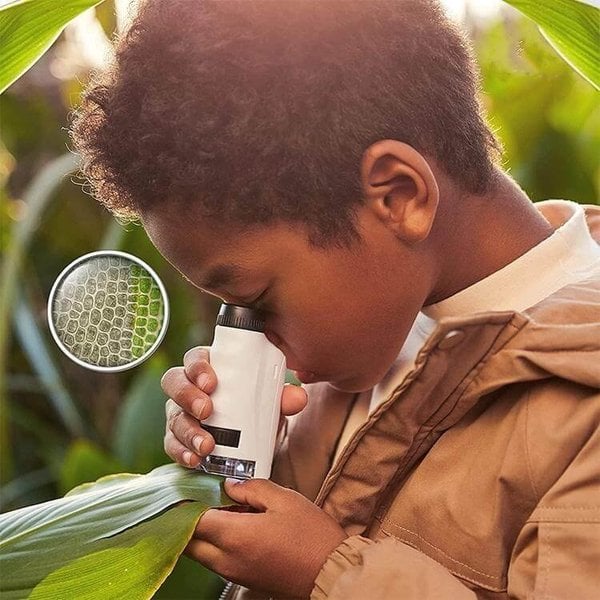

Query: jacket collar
left=308, top=276, right=600, bottom=534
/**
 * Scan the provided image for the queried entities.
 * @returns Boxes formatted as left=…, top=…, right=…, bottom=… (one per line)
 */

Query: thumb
left=223, top=478, right=287, bottom=511
left=281, top=382, right=308, bottom=416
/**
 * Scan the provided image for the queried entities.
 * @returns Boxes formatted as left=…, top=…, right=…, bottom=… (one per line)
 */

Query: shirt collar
left=422, top=200, right=600, bottom=320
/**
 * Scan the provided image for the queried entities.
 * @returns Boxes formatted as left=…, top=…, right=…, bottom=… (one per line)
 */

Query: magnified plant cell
left=50, top=254, right=166, bottom=368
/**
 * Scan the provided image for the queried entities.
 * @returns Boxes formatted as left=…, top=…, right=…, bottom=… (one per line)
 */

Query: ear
left=360, top=139, right=439, bottom=244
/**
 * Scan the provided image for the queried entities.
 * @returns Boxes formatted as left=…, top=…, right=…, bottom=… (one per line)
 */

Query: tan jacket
left=229, top=207, right=600, bottom=600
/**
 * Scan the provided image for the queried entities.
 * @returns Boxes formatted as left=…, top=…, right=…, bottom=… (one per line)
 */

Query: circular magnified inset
left=48, top=251, right=169, bottom=372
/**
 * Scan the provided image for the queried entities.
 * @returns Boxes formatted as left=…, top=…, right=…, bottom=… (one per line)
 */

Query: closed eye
left=230, top=288, right=268, bottom=308
left=209, top=285, right=267, bottom=308
left=246, top=288, right=268, bottom=309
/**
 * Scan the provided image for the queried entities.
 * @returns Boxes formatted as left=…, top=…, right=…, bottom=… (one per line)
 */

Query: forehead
left=141, top=209, right=307, bottom=287
left=199, top=262, right=254, bottom=289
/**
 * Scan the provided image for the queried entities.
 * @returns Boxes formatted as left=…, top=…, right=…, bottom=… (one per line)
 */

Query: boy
left=70, top=1, right=600, bottom=598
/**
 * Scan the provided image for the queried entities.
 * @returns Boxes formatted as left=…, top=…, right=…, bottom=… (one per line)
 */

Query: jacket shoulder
left=523, top=378, right=600, bottom=505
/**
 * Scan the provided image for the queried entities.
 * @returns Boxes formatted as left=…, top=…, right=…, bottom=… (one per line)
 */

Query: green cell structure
left=50, top=256, right=165, bottom=368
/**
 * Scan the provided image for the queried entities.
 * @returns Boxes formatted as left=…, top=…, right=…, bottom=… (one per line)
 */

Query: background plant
left=1, top=1, right=598, bottom=599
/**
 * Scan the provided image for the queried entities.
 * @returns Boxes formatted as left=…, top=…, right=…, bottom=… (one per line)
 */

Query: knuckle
left=160, top=366, right=183, bottom=393
left=168, top=378, right=195, bottom=407
left=165, top=398, right=177, bottom=415
left=204, top=553, right=219, bottom=571
left=166, top=407, right=184, bottom=430
left=163, top=433, right=178, bottom=459
left=185, top=359, right=212, bottom=382
left=183, top=348, right=215, bottom=387
left=245, top=479, right=264, bottom=494
left=183, top=346, right=210, bottom=365
left=172, top=380, right=190, bottom=402
left=170, top=413, right=203, bottom=450
left=218, top=561, right=235, bottom=581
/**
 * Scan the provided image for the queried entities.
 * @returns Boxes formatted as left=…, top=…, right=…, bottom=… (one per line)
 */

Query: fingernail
left=183, top=451, right=193, bottom=465
left=197, top=372, right=209, bottom=390
left=192, top=435, right=204, bottom=454
left=225, top=477, right=242, bottom=486
left=192, top=398, right=206, bottom=419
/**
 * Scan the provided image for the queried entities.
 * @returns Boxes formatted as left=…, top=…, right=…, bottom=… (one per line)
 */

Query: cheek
left=266, top=305, right=329, bottom=355
left=263, top=292, right=336, bottom=362
left=270, top=281, right=419, bottom=388
left=267, top=285, right=370, bottom=368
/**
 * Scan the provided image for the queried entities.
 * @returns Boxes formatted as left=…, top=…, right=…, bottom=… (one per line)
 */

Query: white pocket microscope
left=199, top=303, right=287, bottom=479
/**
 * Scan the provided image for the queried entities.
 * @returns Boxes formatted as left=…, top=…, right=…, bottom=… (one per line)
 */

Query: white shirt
left=333, top=200, right=600, bottom=463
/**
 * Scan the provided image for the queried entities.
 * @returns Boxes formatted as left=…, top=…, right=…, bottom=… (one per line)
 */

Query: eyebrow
left=199, top=263, right=251, bottom=290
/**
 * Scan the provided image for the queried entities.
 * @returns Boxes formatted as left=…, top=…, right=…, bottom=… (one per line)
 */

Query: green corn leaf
left=29, top=503, right=205, bottom=600
left=504, top=0, right=600, bottom=90
left=0, top=0, right=106, bottom=94
left=0, top=464, right=229, bottom=599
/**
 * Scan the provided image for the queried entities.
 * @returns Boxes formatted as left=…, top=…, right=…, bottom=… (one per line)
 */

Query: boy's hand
left=187, top=478, right=348, bottom=598
left=161, top=346, right=308, bottom=468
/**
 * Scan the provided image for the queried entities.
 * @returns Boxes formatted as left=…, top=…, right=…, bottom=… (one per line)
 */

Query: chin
left=326, top=374, right=375, bottom=394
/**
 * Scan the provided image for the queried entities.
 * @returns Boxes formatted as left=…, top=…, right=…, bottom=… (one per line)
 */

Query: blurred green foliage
left=504, top=0, right=599, bottom=91
left=475, top=14, right=599, bottom=203
left=0, top=4, right=598, bottom=599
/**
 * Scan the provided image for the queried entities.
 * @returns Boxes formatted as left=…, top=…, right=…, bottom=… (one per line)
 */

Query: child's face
left=142, top=203, right=432, bottom=393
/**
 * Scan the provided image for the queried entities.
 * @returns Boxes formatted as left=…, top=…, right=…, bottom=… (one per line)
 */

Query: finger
left=161, top=366, right=213, bottom=420
left=280, top=383, right=308, bottom=416
left=222, top=478, right=289, bottom=511
left=184, top=538, right=225, bottom=575
left=193, top=507, right=257, bottom=543
left=165, top=398, right=182, bottom=424
left=164, top=429, right=201, bottom=468
left=166, top=404, right=215, bottom=456
left=183, top=346, right=217, bottom=393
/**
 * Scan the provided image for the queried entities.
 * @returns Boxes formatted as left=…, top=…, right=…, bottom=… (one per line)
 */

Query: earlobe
left=360, top=139, right=439, bottom=244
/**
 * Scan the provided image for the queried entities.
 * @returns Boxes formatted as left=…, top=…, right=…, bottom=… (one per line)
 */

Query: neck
left=426, top=169, right=555, bottom=306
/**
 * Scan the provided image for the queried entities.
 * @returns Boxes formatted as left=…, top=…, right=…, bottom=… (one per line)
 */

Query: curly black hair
left=70, top=0, right=501, bottom=249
